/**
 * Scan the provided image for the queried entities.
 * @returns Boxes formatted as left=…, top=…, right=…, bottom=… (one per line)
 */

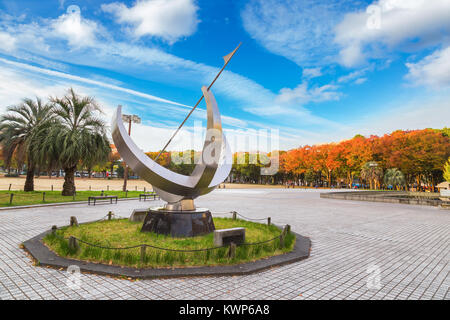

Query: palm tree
left=360, top=161, right=383, bottom=189
left=40, top=88, right=111, bottom=196
left=0, top=98, right=53, bottom=191
left=384, top=168, right=405, bottom=190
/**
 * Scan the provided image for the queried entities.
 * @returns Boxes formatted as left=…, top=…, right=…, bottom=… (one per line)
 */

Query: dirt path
left=0, top=176, right=286, bottom=191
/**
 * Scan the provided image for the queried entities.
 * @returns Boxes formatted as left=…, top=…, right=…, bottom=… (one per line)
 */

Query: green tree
left=304, top=169, right=318, bottom=186
left=0, top=98, right=53, bottom=191
left=444, top=158, right=450, bottom=182
left=384, top=168, right=406, bottom=190
left=40, top=89, right=111, bottom=195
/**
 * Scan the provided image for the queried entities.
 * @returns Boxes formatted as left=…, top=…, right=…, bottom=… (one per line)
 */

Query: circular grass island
left=43, top=218, right=296, bottom=268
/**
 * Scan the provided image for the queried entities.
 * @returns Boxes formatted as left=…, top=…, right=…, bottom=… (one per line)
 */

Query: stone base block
left=129, top=209, right=149, bottom=222
left=214, top=227, right=245, bottom=246
left=141, top=207, right=215, bottom=237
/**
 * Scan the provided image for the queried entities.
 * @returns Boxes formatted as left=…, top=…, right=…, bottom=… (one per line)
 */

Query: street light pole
left=121, top=112, right=141, bottom=191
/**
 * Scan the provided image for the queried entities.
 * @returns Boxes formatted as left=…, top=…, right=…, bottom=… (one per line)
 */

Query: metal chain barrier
left=49, top=211, right=291, bottom=257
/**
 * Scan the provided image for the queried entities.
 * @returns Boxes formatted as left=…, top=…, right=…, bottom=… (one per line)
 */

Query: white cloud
left=0, top=57, right=191, bottom=108
left=0, top=31, right=15, bottom=51
left=102, top=0, right=199, bottom=44
left=276, top=82, right=341, bottom=105
left=0, top=5, right=357, bottom=149
left=0, top=65, right=68, bottom=109
left=335, top=0, right=450, bottom=67
left=302, top=68, right=322, bottom=79
left=405, top=46, right=450, bottom=89
left=241, top=0, right=361, bottom=66
left=0, top=9, right=277, bottom=116
left=0, top=58, right=314, bottom=151
left=51, top=6, right=99, bottom=47
left=58, top=0, right=66, bottom=9
left=338, top=43, right=365, bottom=68
left=338, top=68, right=371, bottom=83
left=354, top=77, right=367, bottom=85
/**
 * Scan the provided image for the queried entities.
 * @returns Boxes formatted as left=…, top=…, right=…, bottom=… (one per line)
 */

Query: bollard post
left=8, top=183, right=11, bottom=191
left=9, top=193, right=13, bottom=205
left=107, top=185, right=109, bottom=191
left=232, top=211, right=237, bottom=220
left=107, top=211, right=112, bottom=221
left=279, top=233, right=285, bottom=248
left=42, top=192, right=46, bottom=202
left=135, top=186, right=137, bottom=191
left=279, top=225, right=289, bottom=248
left=144, top=187, right=146, bottom=193
left=89, top=185, right=91, bottom=191
left=51, top=225, right=57, bottom=235
left=267, top=217, right=271, bottom=226
left=229, top=242, right=236, bottom=259
left=51, top=185, right=53, bottom=191
left=140, top=245, right=146, bottom=263
left=286, top=224, right=291, bottom=235
left=68, top=236, right=79, bottom=251
left=70, top=216, right=79, bottom=227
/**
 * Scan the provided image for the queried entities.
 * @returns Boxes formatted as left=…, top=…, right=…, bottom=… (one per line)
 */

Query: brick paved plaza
left=0, top=189, right=448, bottom=300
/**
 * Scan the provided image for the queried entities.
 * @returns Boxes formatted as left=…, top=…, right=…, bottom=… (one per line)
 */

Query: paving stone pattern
left=0, top=189, right=448, bottom=300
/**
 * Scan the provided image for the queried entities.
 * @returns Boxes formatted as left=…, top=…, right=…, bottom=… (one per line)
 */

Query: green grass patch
left=0, top=190, right=143, bottom=207
left=43, top=217, right=295, bottom=268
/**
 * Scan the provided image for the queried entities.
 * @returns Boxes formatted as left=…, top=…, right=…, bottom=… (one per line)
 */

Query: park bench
left=139, top=192, right=160, bottom=201
left=88, top=195, right=118, bottom=206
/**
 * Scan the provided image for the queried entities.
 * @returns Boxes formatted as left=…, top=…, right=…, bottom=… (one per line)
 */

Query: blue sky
left=0, top=0, right=449, bottom=151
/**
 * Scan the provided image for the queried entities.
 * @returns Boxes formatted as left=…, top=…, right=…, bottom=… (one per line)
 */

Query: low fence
left=0, top=189, right=158, bottom=207
left=0, top=178, right=152, bottom=192
left=48, top=212, right=292, bottom=265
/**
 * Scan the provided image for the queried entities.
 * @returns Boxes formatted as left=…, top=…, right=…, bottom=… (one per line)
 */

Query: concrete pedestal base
left=141, top=207, right=215, bottom=237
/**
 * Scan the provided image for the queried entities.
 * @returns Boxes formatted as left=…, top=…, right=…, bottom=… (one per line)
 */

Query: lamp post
left=121, top=112, right=141, bottom=191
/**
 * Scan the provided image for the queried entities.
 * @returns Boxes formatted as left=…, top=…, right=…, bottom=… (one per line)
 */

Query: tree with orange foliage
left=334, top=135, right=373, bottom=187
left=373, top=129, right=450, bottom=190
left=309, top=144, right=341, bottom=187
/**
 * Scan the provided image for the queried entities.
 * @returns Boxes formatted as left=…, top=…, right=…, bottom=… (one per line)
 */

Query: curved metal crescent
left=111, top=86, right=232, bottom=204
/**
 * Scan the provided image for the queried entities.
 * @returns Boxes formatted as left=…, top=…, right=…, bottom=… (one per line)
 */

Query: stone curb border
left=320, top=191, right=444, bottom=207
left=22, top=228, right=311, bottom=279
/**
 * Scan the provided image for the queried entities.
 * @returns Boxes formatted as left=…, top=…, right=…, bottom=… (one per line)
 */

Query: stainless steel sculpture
left=111, top=44, right=240, bottom=237
left=111, top=86, right=232, bottom=212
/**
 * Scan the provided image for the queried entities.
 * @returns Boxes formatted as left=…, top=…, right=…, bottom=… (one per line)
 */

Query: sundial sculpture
left=111, top=44, right=240, bottom=237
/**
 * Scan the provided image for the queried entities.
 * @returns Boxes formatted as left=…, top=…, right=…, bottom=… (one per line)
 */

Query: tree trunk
left=62, top=166, right=76, bottom=196
left=327, top=170, right=332, bottom=188
left=24, top=161, right=35, bottom=192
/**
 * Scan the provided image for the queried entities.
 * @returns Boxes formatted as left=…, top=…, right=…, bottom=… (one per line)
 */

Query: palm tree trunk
left=24, top=161, right=35, bottom=192
left=62, top=166, right=76, bottom=196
